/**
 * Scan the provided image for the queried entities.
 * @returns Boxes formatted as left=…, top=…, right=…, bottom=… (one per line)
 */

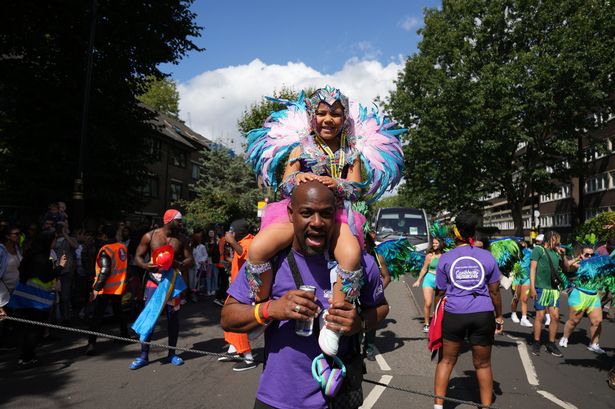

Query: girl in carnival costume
left=559, top=234, right=615, bottom=354
left=413, top=222, right=451, bottom=333
left=510, top=244, right=533, bottom=327
left=245, top=86, right=404, bottom=357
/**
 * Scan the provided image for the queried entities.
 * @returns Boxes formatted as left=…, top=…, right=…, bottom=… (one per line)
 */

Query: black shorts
left=442, top=311, right=495, bottom=346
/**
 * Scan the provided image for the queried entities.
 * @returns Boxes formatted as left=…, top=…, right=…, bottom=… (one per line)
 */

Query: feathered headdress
left=245, top=88, right=405, bottom=204
left=489, top=238, right=523, bottom=276
left=375, top=238, right=423, bottom=280
left=573, top=255, right=615, bottom=293
left=429, top=221, right=453, bottom=251
left=576, top=233, right=598, bottom=250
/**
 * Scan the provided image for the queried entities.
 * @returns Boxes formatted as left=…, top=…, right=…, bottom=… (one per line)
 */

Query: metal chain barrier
left=2, top=315, right=501, bottom=408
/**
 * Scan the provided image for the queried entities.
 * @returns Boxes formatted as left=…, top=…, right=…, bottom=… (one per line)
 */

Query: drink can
left=295, top=285, right=316, bottom=337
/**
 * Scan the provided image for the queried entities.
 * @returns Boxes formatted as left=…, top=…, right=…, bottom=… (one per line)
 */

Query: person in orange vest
left=85, top=225, right=129, bottom=355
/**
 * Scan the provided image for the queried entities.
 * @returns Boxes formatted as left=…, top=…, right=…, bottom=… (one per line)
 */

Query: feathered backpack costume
left=569, top=234, right=615, bottom=309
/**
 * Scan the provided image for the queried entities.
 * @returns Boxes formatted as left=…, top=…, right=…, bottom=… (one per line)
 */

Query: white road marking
left=373, top=346, right=391, bottom=371
left=536, top=390, right=579, bottom=409
left=359, top=375, right=393, bottom=409
left=515, top=340, right=539, bottom=386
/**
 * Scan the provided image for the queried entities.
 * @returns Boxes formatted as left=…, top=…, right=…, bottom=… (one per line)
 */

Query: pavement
left=0, top=277, right=613, bottom=409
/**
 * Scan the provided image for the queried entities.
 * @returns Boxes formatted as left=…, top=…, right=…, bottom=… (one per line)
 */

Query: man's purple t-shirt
left=436, top=245, right=500, bottom=314
left=228, top=249, right=385, bottom=409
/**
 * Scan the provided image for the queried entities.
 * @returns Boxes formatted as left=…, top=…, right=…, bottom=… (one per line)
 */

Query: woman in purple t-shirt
left=433, top=211, right=503, bottom=409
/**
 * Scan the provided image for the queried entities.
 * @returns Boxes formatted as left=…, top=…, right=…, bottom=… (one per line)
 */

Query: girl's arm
left=280, top=146, right=316, bottom=197
left=319, top=157, right=362, bottom=200
left=412, top=253, right=432, bottom=287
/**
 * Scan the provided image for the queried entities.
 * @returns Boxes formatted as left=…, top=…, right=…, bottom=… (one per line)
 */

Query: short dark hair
left=455, top=211, right=480, bottom=239
left=101, top=225, right=116, bottom=241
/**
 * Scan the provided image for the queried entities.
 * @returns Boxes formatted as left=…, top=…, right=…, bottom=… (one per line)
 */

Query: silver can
left=295, top=285, right=316, bottom=337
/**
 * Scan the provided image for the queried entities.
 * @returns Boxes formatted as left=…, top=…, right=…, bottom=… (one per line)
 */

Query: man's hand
left=324, top=300, right=362, bottom=335
left=145, top=261, right=159, bottom=271
left=0, top=307, right=6, bottom=319
left=268, top=289, right=320, bottom=321
left=530, top=287, right=537, bottom=300
left=58, top=254, right=68, bottom=268
left=224, top=231, right=236, bottom=245
left=89, top=290, right=98, bottom=302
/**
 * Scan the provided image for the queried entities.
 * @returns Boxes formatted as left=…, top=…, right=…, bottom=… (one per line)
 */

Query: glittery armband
left=245, top=261, right=272, bottom=299
left=334, top=265, right=364, bottom=303
left=280, top=171, right=300, bottom=198
left=335, top=179, right=361, bottom=201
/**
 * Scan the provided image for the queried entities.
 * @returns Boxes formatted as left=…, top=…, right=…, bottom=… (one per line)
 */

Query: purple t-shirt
left=436, top=245, right=500, bottom=314
left=228, top=249, right=385, bottom=409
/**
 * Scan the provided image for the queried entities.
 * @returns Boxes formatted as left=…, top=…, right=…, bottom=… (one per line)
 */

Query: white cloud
left=399, top=15, right=420, bottom=32
left=353, top=41, right=382, bottom=60
left=178, top=58, right=403, bottom=152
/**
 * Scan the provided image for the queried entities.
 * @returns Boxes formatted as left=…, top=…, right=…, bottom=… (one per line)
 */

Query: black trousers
left=17, top=308, right=48, bottom=361
left=88, top=294, right=128, bottom=345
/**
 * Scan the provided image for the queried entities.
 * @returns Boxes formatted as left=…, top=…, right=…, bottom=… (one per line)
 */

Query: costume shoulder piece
left=375, top=238, right=422, bottom=280
left=245, top=87, right=406, bottom=203
left=489, top=237, right=523, bottom=276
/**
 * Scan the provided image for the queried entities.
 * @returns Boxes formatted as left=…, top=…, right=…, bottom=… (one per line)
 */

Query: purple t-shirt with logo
left=436, top=245, right=500, bottom=314
left=228, top=249, right=385, bottom=409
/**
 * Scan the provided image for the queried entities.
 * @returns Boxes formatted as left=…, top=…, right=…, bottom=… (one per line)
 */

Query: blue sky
left=168, top=0, right=440, bottom=150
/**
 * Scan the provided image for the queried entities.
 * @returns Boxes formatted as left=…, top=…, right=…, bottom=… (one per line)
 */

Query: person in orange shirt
left=213, top=226, right=231, bottom=307
left=85, top=225, right=129, bottom=355
left=219, top=219, right=256, bottom=371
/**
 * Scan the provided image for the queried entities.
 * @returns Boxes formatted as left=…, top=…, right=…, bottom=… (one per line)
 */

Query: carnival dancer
left=8, top=231, right=67, bottom=368
left=129, top=209, right=193, bottom=370
left=84, top=225, right=128, bottom=355
left=433, top=211, right=503, bottom=409
left=219, top=219, right=257, bottom=371
left=510, top=246, right=533, bottom=327
left=529, top=231, right=573, bottom=357
left=245, top=86, right=403, bottom=357
left=559, top=235, right=615, bottom=354
left=413, top=222, right=450, bottom=333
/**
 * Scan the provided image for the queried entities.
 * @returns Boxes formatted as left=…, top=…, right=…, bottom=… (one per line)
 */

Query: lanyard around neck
left=315, top=133, right=345, bottom=178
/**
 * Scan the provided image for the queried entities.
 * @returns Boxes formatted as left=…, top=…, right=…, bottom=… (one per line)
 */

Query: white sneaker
left=318, top=312, right=341, bottom=356
left=423, top=324, right=430, bottom=333
left=559, top=337, right=568, bottom=348
left=511, top=312, right=520, bottom=323
left=545, top=314, right=551, bottom=327
left=587, top=343, right=606, bottom=354
left=520, top=317, right=533, bottom=327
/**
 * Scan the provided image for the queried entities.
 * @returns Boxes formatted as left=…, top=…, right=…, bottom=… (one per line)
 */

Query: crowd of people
left=2, top=85, right=614, bottom=409
left=0, top=202, right=235, bottom=369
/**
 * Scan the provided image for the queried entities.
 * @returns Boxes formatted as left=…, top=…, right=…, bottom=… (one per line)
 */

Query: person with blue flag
left=129, top=209, right=193, bottom=370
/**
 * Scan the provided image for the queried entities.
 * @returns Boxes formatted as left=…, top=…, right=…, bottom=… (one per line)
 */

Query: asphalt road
left=1, top=277, right=613, bottom=409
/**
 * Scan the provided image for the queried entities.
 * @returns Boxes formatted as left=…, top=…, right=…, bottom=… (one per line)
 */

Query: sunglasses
left=582, top=253, right=594, bottom=258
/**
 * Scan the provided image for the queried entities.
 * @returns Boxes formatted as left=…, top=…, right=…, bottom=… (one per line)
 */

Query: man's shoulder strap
left=286, top=250, right=305, bottom=289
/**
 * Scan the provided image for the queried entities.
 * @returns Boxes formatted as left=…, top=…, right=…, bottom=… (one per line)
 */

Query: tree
left=181, top=146, right=261, bottom=229
left=138, top=76, right=180, bottom=118
left=0, top=1, right=201, bottom=221
left=388, top=0, right=615, bottom=235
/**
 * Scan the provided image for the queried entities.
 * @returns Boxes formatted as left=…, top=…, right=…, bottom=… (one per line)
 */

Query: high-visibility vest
left=94, top=243, right=128, bottom=295
left=8, top=277, right=56, bottom=310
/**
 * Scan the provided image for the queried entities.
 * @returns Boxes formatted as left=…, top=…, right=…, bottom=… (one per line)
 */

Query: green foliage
left=138, top=76, right=180, bottom=118
left=0, top=1, right=201, bottom=220
left=576, top=212, right=615, bottom=244
left=181, top=147, right=261, bottom=228
left=387, top=0, right=615, bottom=233
left=372, top=195, right=411, bottom=210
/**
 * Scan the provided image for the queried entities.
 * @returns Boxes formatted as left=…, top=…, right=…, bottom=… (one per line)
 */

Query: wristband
left=254, top=303, right=265, bottom=325
left=262, top=300, right=272, bottom=321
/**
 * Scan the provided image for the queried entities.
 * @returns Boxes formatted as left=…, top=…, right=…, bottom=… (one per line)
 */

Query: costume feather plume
left=517, top=248, right=531, bottom=283
left=490, top=238, right=522, bottom=276
left=375, top=238, right=422, bottom=280
left=349, top=103, right=405, bottom=203
left=245, top=92, right=310, bottom=191
left=573, top=255, right=615, bottom=292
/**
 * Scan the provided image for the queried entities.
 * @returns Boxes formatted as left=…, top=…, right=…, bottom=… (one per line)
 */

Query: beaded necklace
left=314, top=132, right=346, bottom=178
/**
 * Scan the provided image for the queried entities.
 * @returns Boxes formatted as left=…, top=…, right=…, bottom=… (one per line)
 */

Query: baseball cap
left=535, top=234, right=544, bottom=242
left=163, top=209, right=182, bottom=225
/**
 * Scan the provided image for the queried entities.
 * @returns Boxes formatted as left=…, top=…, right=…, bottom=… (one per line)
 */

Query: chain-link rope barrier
left=2, top=315, right=502, bottom=408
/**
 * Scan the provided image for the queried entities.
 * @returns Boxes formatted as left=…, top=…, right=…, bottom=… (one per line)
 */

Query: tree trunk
left=510, top=200, right=525, bottom=237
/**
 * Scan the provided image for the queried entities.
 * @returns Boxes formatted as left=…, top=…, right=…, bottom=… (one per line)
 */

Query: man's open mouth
left=305, top=232, right=325, bottom=248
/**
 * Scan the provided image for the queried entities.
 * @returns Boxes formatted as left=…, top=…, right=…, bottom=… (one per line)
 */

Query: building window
left=145, top=138, right=161, bottom=160
left=540, top=185, right=571, bottom=203
left=585, top=173, right=609, bottom=193
left=554, top=213, right=570, bottom=227
left=170, top=182, right=182, bottom=201
left=171, top=149, right=187, bottom=168
left=191, top=163, right=200, bottom=180
left=139, top=176, right=159, bottom=198
left=585, top=207, right=610, bottom=220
